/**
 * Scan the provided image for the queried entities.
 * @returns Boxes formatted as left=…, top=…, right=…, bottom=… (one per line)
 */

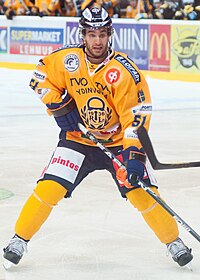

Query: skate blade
left=186, top=262, right=193, bottom=271
left=3, top=259, right=16, bottom=270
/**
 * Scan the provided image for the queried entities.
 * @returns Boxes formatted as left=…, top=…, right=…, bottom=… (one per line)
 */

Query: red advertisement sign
left=149, top=25, right=171, bottom=72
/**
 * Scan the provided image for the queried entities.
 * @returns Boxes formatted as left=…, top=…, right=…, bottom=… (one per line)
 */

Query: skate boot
left=167, top=237, right=193, bottom=267
left=3, top=235, right=28, bottom=269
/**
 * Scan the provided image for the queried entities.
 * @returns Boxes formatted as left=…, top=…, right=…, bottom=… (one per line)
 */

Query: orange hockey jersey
left=29, top=45, right=152, bottom=150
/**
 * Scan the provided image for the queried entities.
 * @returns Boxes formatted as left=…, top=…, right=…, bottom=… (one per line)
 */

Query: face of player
left=84, top=28, right=109, bottom=63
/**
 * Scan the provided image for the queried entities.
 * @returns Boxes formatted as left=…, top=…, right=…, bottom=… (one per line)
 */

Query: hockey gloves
left=46, top=93, right=82, bottom=132
left=115, top=147, right=146, bottom=188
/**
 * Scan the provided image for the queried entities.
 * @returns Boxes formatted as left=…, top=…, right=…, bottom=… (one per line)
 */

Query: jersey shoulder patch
left=114, top=54, right=141, bottom=85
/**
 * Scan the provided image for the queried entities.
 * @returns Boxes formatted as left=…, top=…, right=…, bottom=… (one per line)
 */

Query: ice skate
left=3, top=235, right=28, bottom=269
left=167, top=238, right=193, bottom=267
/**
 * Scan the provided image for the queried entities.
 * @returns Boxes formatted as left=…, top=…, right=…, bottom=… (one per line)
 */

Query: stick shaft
left=78, top=123, right=200, bottom=242
left=137, top=181, right=200, bottom=242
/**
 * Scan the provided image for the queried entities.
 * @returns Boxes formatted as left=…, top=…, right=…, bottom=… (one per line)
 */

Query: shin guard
left=126, top=188, right=179, bottom=244
left=15, top=180, right=67, bottom=240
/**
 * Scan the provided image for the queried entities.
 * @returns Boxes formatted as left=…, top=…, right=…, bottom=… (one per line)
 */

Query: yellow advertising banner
left=171, top=25, right=200, bottom=74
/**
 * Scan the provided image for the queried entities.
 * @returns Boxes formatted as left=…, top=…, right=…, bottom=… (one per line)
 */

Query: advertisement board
left=149, top=25, right=170, bottom=72
left=66, top=21, right=80, bottom=45
left=0, top=27, right=7, bottom=53
left=0, top=16, right=200, bottom=81
left=171, top=25, right=200, bottom=73
left=10, top=27, right=64, bottom=56
left=113, top=23, right=149, bottom=70
left=66, top=21, right=149, bottom=70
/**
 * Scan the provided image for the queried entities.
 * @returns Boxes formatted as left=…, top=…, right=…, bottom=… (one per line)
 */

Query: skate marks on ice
left=1, top=173, right=200, bottom=280
left=1, top=223, right=200, bottom=280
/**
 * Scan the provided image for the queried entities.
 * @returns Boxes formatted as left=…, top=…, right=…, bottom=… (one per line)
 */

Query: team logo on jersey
left=64, top=54, right=79, bottom=72
left=105, top=68, right=120, bottom=84
left=80, top=97, right=112, bottom=130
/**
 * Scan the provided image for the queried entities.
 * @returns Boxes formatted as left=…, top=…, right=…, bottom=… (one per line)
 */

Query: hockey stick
left=137, top=125, right=200, bottom=170
left=78, top=123, right=200, bottom=243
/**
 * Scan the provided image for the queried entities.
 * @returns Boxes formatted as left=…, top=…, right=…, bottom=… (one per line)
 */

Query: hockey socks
left=15, top=180, right=67, bottom=240
left=126, top=188, right=179, bottom=244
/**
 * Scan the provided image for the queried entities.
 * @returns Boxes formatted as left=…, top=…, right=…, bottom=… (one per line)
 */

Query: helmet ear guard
left=79, top=6, right=114, bottom=39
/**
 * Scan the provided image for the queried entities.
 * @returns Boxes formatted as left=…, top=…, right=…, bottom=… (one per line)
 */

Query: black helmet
left=79, top=6, right=113, bottom=38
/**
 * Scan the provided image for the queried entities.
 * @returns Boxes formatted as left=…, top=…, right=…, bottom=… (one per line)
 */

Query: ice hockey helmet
left=79, top=6, right=113, bottom=38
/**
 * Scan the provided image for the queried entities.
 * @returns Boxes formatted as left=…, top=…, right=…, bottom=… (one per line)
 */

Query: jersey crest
left=80, top=97, right=112, bottom=130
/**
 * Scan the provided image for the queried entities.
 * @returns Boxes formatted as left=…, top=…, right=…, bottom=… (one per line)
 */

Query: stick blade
left=137, top=126, right=200, bottom=170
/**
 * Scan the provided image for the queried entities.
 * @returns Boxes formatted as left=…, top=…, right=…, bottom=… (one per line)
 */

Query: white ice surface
left=0, top=68, right=200, bottom=280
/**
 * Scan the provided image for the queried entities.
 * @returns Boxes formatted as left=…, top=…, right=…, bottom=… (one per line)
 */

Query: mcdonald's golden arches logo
left=150, top=32, right=170, bottom=61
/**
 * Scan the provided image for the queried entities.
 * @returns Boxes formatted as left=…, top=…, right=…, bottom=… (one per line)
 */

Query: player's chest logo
left=80, top=97, right=112, bottom=130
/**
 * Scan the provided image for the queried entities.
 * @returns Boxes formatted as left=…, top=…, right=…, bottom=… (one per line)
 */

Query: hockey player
left=3, top=6, right=193, bottom=269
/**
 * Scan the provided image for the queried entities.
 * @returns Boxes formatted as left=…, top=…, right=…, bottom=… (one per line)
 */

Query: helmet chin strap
left=109, top=36, right=113, bottom=48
